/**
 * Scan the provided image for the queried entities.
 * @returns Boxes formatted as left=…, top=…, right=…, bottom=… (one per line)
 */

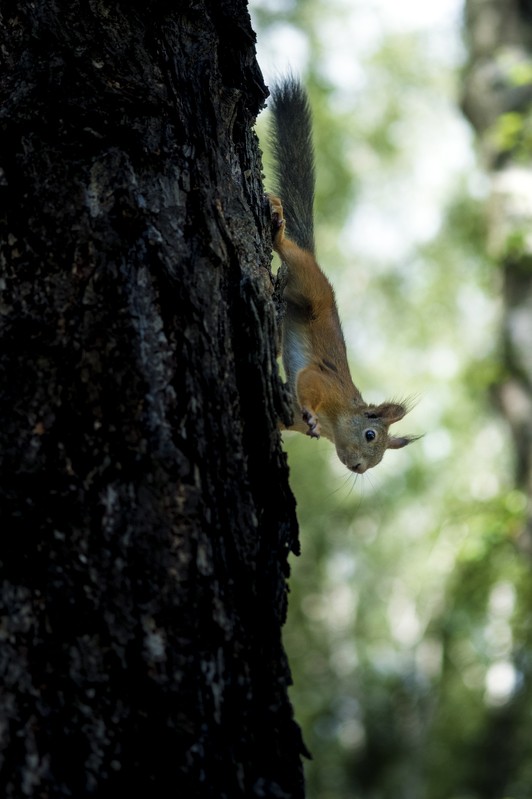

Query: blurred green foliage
left=491, top=110, right=532, bottom=160
left=251, top=0, right=530, bottom=796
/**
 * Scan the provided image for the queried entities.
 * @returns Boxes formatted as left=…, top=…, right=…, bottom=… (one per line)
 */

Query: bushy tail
left=269, top=77, right=316, bottom=254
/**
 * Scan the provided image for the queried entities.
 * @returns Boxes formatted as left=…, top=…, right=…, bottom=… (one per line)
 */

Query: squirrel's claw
left=271, top=211, right=283, bottom=232
left=302, top=408, right=321, bottom=439
left=267, top=194, right=286, bottom=243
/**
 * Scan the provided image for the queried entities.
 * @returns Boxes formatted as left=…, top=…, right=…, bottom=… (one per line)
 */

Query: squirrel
left=268, top=77, right=418, bottom=474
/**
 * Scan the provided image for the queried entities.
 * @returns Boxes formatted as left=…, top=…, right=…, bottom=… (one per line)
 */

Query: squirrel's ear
left=387, top=435, right=417, bottom=450
left=386, top=436, right=423, bottom=449
left=372, top=402, right=408, bottom=424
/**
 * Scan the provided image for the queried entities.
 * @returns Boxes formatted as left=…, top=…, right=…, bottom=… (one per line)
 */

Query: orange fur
left=270, top=194, right=417, bottom=474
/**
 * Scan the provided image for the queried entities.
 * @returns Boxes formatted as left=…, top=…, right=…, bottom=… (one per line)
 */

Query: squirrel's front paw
left=302, top=408, right=321, bottom=439
left=267, top=194, right=285, bottom=246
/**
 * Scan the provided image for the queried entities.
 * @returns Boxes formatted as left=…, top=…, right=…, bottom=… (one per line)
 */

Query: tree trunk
left=0, top=2, right=305, bottom=796
left=463, top=0, right=532, bottom=535
left=459, top=2, right=532, bottom=796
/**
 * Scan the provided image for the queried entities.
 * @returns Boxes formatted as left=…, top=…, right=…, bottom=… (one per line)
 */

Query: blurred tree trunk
left=461, top=2, right=532, bottom=796
left=463, top=0, right=532, bottom=537
left=0, top=2, right=305, bottom=797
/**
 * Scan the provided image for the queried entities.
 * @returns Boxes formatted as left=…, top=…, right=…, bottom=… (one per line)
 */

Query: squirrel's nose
left=351, top=462, right=367, bottom=474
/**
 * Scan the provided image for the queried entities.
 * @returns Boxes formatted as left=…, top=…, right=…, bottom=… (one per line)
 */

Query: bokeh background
left=250, top=0, right=532, bottom=796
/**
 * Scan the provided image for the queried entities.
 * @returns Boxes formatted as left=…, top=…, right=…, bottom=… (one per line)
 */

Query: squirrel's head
left=333, top=401, right=417, bottom=474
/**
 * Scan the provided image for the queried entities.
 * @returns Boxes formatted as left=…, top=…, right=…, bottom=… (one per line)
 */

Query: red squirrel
left=268, top=78, right=418, bottom=474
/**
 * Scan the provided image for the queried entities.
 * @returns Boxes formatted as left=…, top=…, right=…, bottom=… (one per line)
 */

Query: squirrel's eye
left=365, top=429, right=376, bottom=442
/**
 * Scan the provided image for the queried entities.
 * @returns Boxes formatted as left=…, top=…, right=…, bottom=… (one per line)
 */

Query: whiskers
left=327, top=469, right=354, bottom=498
left=326, top=464, right=378, bottom=507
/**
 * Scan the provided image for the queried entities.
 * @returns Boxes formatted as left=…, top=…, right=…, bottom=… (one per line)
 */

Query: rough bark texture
left=463, top=0, right=532, bottom=535
left=0, top=1, right=305, bottom=796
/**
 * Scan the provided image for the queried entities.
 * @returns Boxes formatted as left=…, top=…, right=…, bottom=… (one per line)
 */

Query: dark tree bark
left=0, top=1, right=305, bottom=796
